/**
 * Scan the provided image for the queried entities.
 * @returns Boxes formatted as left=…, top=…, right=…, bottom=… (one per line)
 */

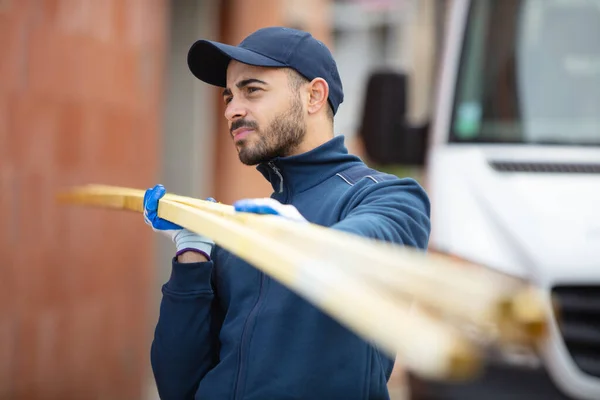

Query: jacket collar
left=256, top=135, right=363, bottom=195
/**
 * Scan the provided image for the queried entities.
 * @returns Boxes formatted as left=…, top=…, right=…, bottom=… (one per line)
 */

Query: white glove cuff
left=173, top=229, right=215, bottom=260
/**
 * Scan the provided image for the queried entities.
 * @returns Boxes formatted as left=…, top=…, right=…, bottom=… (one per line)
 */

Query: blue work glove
left=233, top=198, right=307, bottom=223
left=144, top=184, right=215, bottom=259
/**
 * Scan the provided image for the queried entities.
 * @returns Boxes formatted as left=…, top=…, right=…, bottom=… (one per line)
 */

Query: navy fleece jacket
left=151, top=135, right=431, bottom=400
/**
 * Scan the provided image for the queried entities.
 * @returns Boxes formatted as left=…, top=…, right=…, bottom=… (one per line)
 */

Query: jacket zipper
left=233, top=273, right=266, bottom=400
left=268, top=161, right=284, bottom=194
left=233, top=161, right=285, bottom=399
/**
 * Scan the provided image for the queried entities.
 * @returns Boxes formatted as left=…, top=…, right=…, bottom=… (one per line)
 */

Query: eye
left=246, top=87, right=261, bottom=94
left=224, top=96, right=233, bottom=105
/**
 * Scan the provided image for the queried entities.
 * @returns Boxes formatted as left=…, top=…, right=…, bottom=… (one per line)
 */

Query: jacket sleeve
left=331, top=176, right=431, bottom=380
left=331, top=176, right=431, bottom=250
left=150, top=257, right=223, bottom=400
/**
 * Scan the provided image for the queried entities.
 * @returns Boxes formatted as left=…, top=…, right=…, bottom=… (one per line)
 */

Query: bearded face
left=232, top=92, right=307, bottom=165
left=224, top=62, right=310, bottom=166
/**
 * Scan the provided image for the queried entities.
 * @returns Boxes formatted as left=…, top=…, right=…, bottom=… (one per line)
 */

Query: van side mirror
left=358, top=71, right=428, bottom=166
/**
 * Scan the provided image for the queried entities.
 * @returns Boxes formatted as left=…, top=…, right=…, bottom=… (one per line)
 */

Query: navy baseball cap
left=187, top=27, right=344, bottom=115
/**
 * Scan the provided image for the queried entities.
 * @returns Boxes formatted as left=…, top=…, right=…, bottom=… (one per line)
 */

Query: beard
left=233, top=94, right=307, bottom=166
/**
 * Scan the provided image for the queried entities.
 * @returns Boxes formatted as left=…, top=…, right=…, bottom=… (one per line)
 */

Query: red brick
left=27, top=26, right=86, bottom=101
left=112, top=0, right=128, bottom=45
left=0, top=316, right=17, bottom=398
left=10, top=96, right=60, bottom=172
left=60, top=211, right=108, bottom=295
left=4, top=93, right=25, bottom=161
left=62, top=301, right=105, bottom=395
left=0, top=94, right=8, bottom=161
left=96, top=105, right=137, bottom=170
left=122, top=0, right=145, bottom=48
left=0, top=16, right=22, bottom=93
left=0, top=0, right=30, bottom=16
left=77, top=38, right=114, bottom=104
left=55, top=100, right=84, bottom=171
left=109, top=46, right=140, bottom=108
left=13, top=312, right=38, bottom=397
left=86, top=0, right=116, bottom=43
left=36, top=0, right=61, bottom=26
left=0, top=0, right=32, bottom=92
left=11, top=224, right=65, bottom=315
left=0, top=123, right=13, bottom=283
left=105, top=294, right=148, bottom=398
left=31, top=309, right=63, bottom=392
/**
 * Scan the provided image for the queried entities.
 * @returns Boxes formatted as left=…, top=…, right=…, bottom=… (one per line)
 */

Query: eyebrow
left=222, top=78, right=268, bottom=98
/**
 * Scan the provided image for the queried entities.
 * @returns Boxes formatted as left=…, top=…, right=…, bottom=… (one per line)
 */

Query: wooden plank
left=57, top=184, right=551, bottom=381
left=69, top=185, right=546, bottom=344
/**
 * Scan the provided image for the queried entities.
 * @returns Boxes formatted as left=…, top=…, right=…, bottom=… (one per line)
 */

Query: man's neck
left=290, top=135, right=332, bottom=157
left=287, top=120, right=334, bottom=157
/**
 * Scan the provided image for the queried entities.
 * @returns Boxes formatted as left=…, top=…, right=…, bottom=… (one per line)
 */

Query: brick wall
left=0, top=1, right=168, bottom=398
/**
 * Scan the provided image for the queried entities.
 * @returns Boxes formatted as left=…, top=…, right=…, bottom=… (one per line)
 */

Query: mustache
left=230, top=119, right=259, bottom=135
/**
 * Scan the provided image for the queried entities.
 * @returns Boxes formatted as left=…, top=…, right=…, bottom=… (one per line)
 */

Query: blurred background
left=2, top=0, right=600, bottom=399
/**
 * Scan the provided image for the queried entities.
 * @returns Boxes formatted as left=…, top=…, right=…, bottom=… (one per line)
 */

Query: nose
left=224, top=98, right=247, bottom=122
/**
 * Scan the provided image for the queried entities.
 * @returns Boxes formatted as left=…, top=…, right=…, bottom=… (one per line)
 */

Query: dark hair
left=286, top=69, right=334, bottom=122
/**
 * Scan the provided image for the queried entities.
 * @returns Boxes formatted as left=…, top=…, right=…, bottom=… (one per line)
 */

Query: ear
left=306, top=78, right=329, bottom=116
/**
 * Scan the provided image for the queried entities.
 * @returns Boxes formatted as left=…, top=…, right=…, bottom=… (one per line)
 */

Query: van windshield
left=450, top=0, right=600, bottom=146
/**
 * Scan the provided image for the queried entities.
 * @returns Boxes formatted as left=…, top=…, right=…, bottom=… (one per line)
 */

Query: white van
left=359, top=0, right=600, bottom=399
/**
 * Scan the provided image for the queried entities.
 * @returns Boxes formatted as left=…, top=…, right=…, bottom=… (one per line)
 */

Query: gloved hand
left=233, top=198, right=307, bottom=223
left=144, top=184, right=215, bottom=259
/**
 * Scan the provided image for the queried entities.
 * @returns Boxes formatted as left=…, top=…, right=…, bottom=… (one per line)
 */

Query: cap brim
left=187, top=40, right=287, bottom=87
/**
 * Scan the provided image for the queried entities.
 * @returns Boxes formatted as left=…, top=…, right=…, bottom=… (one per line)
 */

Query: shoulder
left=336, top=165, right=430, bottom=216
left=335, top=164, right=398, bottom=186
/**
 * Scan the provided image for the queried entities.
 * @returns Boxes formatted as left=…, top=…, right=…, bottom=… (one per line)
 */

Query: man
left=145, top=27, right=431, bottom=400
